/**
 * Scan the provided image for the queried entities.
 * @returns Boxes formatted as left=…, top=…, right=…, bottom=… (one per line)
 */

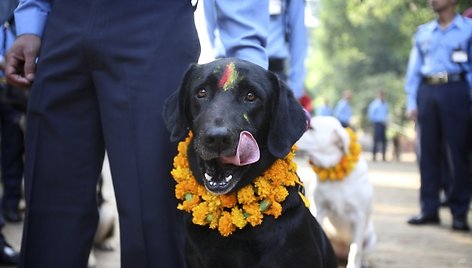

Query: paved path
left=2, top=153, right=471, bottom=268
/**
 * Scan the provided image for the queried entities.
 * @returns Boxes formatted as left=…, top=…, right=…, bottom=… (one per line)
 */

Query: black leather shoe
left=452, top=218, right=470, bottom=232
left=0, top=243, right=19, bottom=266
left=3, top=209, right=22, bottom=223
left=407, top=213, right=440, bottom=225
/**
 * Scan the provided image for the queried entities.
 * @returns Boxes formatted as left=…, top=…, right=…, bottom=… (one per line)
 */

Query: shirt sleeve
left=333, top=100, right=343, bottom=118
left=14, top=0, right=52, bottom=37
left=203, top=0, right=217, bottom=47
left=213, top=0, right=269, bottom=69
left=287, top=0, right=307, bottom=98
left=367, top=101, right=375, bottom=122
left=404, top=35, right=423, bottom=113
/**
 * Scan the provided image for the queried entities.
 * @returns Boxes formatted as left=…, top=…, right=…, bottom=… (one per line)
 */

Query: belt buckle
left=433, top=72, right=448, bottom=84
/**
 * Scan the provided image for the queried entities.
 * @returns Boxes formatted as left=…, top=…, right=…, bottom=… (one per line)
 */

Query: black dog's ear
left=267, top=73, right=307, bottom=158
left=162, top=64, right=196, bottom=142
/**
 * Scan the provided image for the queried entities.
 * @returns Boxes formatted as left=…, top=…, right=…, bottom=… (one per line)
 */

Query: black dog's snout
left=204, top=127, right=232, bottom=151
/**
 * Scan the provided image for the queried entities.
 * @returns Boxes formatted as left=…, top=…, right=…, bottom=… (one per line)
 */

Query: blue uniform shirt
left=367, top=98, right=389, bottom=124
left=1, top=22, right=16, bottom=78
left=315, top=104, right=333, bottom=116
left=16, top=0, right=270, bottom=69
left=333, top=99, right=352, bottom=125
left=205, top=0, right=307, bottom=96
left=404, top=14, right=472, bottom=112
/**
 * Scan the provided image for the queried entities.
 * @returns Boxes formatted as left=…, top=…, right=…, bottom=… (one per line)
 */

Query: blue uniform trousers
left=417, top=80, right=471, bottom=219
left=19, top=1, right=200, bottom=267
left=0, top=93, right=24, bottom=213
left=372, top=122, right=386, bottom=161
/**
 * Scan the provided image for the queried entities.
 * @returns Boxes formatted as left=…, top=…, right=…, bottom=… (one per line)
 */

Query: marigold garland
left=309, top=128, right=362, bottom=182
left=171, top=132, right=306, bottom=237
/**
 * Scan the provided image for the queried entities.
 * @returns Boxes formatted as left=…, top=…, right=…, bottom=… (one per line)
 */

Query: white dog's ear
left=333, top=125, right=350, bottom=154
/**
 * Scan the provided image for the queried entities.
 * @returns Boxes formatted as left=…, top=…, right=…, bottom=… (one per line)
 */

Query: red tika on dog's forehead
left=217, top=62, right=241, bottom=91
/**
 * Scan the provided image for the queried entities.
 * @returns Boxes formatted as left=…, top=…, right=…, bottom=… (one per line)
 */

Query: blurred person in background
left=367, top=90, right=389, bottom=162
left=316, top=97, right=333, bottom=116
left=333, top=90, right=353, bottom=128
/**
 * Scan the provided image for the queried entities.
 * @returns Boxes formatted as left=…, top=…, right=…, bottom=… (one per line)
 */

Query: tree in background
left=306, top=0, right=470, bottom=134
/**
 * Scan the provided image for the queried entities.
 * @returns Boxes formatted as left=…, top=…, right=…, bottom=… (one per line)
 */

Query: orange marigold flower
left=237, top=185, right=256, bottom=205
left=218, top=212, right=236, bottom=237
left=265, top=201, right=282, bottom=218
left=220, top=194, right=237, bottom=208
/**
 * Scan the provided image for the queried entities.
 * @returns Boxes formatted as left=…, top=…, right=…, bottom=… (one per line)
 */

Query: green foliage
left=306, top=0, right=471, bottom=134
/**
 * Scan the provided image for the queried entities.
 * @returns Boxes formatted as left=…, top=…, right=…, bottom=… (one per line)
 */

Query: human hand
left=5, top=34, right=42, bottom=88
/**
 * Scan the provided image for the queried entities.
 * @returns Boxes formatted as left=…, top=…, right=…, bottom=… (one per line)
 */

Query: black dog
left=163, top=58, right=336, bottom=268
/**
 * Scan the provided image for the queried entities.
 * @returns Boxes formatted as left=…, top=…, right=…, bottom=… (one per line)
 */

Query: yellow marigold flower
left=231, top=207, right=247, bottom=229
left=237, top=185, right=256, bottom=205
left=171, top=132, right=299, bottom=236
left=192, top=203, right=209, bottom=226
left=318, top=170, right=328, bottom=181
left=272, top=186, right=289, bottom=202
left=218, top=212, right=236, bottom=237
left=254, top=178, right=271, bottom=198
left=208, top=211, right=220, bottom=229
left=244, top=203, right=263, bottom=226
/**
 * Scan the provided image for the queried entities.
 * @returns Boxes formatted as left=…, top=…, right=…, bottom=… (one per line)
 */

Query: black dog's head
left=163, top=58, right=307, bottom=195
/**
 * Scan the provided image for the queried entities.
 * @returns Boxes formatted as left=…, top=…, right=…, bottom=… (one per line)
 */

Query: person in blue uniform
left=204, top=0, right=308, bottom=99
left=367, top=90, right=389, bottom=162
left=404, top=0, right=472, bottom=232
left=333, top=90, right=353, bottom=128
left=5, top=0, right=269, bottom=267
left=316, top=97, right=333, bottom=116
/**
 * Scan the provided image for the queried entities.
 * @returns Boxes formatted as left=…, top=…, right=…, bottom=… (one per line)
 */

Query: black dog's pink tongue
left=221, top=131, right=260, bottom=166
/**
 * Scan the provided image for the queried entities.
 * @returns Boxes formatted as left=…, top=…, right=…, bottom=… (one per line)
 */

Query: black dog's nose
left=204, top=127, right=231, bottom=151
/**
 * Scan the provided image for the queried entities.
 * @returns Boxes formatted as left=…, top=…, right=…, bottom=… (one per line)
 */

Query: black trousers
left=417, top=80, right=471, bottom=219
left=0, top=87, right=25, bottom=213
left=19, top=1, right=200, bottom=267
left=372, top=122, right=386, bottom=161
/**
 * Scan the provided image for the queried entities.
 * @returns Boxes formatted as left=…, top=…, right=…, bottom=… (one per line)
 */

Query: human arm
left=15, top=0, right=52, bottom=37
left=5, top=0, right=51, bottom=87
left=404, top=36, right=423, bottom=121
left=367, top=101, right=375, bottom=122
left=213, top=0, right=269, bottom=69
left=287, top=0, right=307, bottom=98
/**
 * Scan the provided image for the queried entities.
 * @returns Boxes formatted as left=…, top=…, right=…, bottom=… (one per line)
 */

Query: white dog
left=296, top=116, right=376, bottom=268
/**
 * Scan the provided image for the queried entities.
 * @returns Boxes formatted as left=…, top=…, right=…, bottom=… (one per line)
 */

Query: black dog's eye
left=245, top=92, right=257, bottom=102
left=197, top=88, right=208, bottom=98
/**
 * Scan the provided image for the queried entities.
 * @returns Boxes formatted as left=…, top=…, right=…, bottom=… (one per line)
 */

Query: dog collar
left=171, top=132, right=308, bottom=237
left=309, top=128, right=362, bottom=182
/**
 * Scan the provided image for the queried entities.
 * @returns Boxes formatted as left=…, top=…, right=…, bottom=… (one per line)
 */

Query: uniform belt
left=423, top=73, right=465, bottom=85
left=268, top=58, right=286, bottom=73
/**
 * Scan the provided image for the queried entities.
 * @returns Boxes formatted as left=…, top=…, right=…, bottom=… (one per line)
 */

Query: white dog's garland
left=309, top=128, right=361, bottom=181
